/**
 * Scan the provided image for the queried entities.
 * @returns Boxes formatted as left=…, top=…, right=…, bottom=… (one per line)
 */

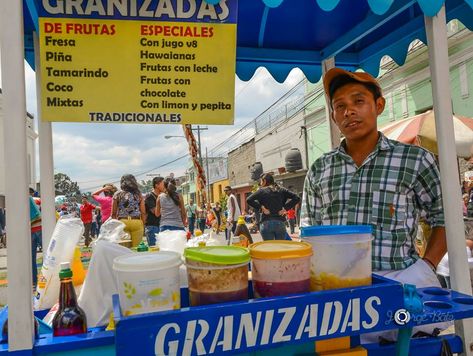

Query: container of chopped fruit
left=300, top=225, right=373, bottom=291
left=184, top=246, right=250, bottom=306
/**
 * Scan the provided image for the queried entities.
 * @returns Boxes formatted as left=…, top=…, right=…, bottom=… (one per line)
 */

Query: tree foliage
left=139, top=179, right=153, bottom=194
left=54, top=173, right=81, bottom=197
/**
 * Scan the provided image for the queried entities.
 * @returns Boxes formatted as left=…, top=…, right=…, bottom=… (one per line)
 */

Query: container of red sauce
left=249, top=241, right=312, bottom=298
left=184, top=246, right=250, bottom=306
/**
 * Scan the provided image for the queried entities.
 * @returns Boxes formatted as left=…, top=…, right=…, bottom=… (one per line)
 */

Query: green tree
left=139, top=179, right=153, bottom=194
left=54, top=172, right=81, bottom=197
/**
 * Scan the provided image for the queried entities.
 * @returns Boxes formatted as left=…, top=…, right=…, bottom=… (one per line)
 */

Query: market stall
left=1, top=0, right=473, bottom=354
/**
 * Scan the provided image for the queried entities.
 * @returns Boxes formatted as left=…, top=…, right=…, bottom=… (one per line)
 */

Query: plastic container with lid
left=249, top=241, right=312, bottom=298
left=184, top=246, right=250, bottom=306
left=300, top=225, right=373, bottom=291
left=113, top=251, right=181, bottom=316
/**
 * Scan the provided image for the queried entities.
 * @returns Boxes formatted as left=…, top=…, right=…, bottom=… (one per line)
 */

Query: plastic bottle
left=71, top=246, right=86, bottom=286
left=52, top=262, right=87, bottom=336
left=234, top=216, right=254, bottom=247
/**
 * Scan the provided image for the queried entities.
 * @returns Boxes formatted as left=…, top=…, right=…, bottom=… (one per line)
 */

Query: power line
left=79, top=153, right=189, bottom=191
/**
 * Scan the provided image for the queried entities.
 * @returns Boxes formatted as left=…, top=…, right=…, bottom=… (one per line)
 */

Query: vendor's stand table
left=2, top=274, right=473, bottom=355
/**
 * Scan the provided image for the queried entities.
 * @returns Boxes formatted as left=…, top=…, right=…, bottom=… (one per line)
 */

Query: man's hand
left=278, top=208, right=287, bottom=216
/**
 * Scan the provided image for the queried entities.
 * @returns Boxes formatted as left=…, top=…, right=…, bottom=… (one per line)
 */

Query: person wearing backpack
left=247, top=173, right=300, bottom=240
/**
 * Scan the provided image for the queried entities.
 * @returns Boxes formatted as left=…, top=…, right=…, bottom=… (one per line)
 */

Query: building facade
left=227, top=139, right=256, bottom=214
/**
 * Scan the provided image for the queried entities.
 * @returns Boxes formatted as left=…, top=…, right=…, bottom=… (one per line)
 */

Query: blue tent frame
left=2, top=0, right=473, bottom=353
left=22, top=0, right=473, bottom=82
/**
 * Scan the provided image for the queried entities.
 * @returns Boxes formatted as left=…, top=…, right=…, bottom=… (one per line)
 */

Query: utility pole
left=205, top=147, right=211, bottom=202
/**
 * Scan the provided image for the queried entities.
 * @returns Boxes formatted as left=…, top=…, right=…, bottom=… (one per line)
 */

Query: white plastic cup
left=113, top=251, right=182, bottom=316
left=300, top=225, right=373, bottom=291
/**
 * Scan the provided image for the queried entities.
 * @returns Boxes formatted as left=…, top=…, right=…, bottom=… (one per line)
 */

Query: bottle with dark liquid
left=52, top=262, right=87, bottom=336
left=234, top=216, right=254, bottom=247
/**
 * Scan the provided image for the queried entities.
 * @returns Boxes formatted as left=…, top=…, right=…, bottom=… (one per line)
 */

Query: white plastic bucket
left=113, top=251, right=182, bottom=316
left=301, top=225, right=373, bottom=291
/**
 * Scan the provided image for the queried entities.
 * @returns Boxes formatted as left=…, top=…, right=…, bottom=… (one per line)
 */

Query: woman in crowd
left=156, top=177, right=187, bottom=232
left=92, top=183, right=117, bottom=222
left=111, top=174, right=146, bottom=247
left=247, top=173, right=300, bottom=240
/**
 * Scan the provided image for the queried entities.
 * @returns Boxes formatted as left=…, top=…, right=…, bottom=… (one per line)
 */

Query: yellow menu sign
left=38, top=1, right=237, bottom=124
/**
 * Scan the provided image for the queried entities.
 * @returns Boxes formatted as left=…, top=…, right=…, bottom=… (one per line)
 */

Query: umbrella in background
left=380, top=110, right=473, bottom=158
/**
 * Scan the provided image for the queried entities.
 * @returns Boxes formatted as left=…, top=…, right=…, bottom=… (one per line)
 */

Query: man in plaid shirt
left=301, top=68, right=447, bottom=287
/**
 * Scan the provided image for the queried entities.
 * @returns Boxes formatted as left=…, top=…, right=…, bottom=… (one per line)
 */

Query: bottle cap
left=59, top=262, right=73, bottom=279
left=136, top=241, right=149, bottom=252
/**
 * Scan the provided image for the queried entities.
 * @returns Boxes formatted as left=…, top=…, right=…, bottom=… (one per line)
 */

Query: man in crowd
left=80, top=195, right=96, bottom=247
left=185, top=199, right=197, bottom=236
left=144, top=176, right=164, bottom=246
left=224, top=186, right=241, bottom=237
left=301, top=68, right=447, bottom=336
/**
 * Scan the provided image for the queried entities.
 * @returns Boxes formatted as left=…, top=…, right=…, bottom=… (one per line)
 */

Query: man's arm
left=423, top=226, right=447, bottom=268
left=414, top=151, right=447, bottom=268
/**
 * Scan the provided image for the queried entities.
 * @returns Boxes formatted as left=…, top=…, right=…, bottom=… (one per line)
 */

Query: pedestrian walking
left=224, top=186, right=241, bottom=238
left=196, top=203, right=207, bottom=233
left=112, top=174, right=146, bottom=247
left=287, top=208, right=296, bottom=235
left=80, top=195, right=96, bottom=247
left=247, top=173, right=300, bottom=240
left=185, top=199, right=197, bottom=235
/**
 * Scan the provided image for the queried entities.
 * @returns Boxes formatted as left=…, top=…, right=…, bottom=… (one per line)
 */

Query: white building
left=0, top=90, right=38, bottom=207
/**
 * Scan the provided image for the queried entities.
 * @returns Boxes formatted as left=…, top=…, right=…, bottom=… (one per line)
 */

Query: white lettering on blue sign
left=153, top=296, right=382, bottom=355
left=272, top=307, right=296, bottom=343
left=41, top=0, right=231, bottom=20
left=235, top=312, right=261, bottom=349
left=362, top=296, right=381, bottom=329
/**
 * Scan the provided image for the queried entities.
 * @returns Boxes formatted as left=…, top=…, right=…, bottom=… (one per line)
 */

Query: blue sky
left=21, top=64, right=304, bottom=192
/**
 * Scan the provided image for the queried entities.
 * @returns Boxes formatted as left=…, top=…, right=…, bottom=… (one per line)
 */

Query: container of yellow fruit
left=300, top=225, right=372, bottom=291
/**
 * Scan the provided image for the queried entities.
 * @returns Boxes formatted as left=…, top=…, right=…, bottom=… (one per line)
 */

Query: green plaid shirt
left=301, top=132, right=445, bottom=271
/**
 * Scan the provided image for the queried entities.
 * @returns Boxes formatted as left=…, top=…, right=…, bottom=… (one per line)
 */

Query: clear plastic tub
left=184, top=246, right=250, bottom=306
left=113, top=251, right=182, bottom=316
left=249, top=241, right=312, bottom=298
left=301, top=225, right=373, bottom=291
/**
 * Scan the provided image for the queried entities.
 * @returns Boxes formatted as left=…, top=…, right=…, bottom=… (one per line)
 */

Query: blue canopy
left=22, top=0, right=473, bottom=82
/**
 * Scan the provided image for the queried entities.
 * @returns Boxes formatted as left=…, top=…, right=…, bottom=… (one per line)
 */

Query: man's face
left=82, top=197, right=87, bottom=204
left=190, top=200, right=194, bottom=205
left=331, top=83, right=385, bottom=142
left=224, top=190, right=230, bottom=196
left=155, top=180, right=164, bottom=191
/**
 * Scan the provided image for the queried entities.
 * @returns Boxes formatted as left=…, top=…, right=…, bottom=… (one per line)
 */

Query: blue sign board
left=114, top=275, right=407, bottom=355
